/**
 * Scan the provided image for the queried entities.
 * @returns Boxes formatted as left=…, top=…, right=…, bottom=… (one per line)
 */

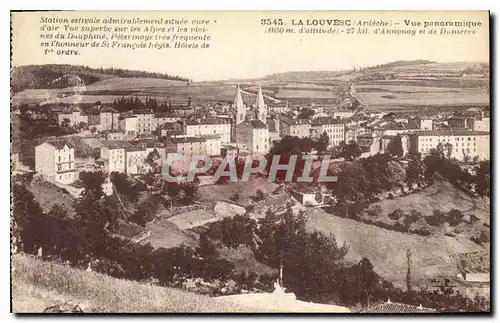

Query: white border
left=3, top=1, right=498, bottom=322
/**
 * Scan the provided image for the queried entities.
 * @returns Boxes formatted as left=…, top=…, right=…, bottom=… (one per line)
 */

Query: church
left=234, top=84, right=271, bottom=156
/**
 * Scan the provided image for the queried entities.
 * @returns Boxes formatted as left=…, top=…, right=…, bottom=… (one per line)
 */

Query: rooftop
left=311, top=117, right=344, bottom=126
left=359, top=300, right=437, bottom=313
left=170, top=136, right=206, bottom=144
left=412, top=130, right=489, bottom=136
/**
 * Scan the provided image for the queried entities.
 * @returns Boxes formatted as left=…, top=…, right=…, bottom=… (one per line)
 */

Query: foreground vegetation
left=12, top=253, right=254, bottom=313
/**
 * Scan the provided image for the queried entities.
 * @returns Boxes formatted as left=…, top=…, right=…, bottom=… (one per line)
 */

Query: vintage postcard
left=10, top=10, right=490, bottom=313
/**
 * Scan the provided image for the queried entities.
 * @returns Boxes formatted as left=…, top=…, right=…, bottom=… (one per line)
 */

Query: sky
left=11, top=11, right=489, bottom=81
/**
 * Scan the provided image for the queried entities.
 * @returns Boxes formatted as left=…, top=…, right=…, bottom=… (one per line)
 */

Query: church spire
left=256, top=84, right=267, bottom=123
left=234, top=84, right=246, bottom=125
left=234, top=84, right=244, bottom=110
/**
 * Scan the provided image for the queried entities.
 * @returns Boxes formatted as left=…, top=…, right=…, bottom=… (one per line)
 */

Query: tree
left=405, top=157, right=424, bottom=188
left=444, top=143, right=453, bottom=159
left=90, top=126, right=97, bottom=135
left=61, top=118, right=71, bottom=128
left=334, top=162, right=368, bottom=200
left=341, top=140, right=362, bottom=161
left=387, top=136, right=404, bottom=157
left=357, top=257, right=378, bottom=306
left=475, top=160, right=490, bottom=197
left=406, top=248, right=412, bottom=292
left=316, top=131, right=329, bottom=152
left=255, top=189, right=265, bottom=201
left=297, top=108, right=314, bottom=119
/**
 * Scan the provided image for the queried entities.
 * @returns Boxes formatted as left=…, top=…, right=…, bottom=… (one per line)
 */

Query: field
left=197, top=177, right=279, bottom=206
left=11, top=253, right=257, bottom=313
left=353, top=62, right=489, bottom=109
left=305, top=179, right=490, bottom=290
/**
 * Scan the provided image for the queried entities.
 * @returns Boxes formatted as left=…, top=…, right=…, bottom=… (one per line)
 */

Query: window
left=58, top=156, right=61, bottom=162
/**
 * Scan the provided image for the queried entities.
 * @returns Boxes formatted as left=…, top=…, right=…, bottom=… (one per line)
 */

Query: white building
left=132, top=109, right=154, bottom=134
left=100, top=141, right=129, bottom=174
left=279, top=117, right=311, bottom=138
left=152, top=112, right=180, bottom=130
left=100, top=107, right=119, bottom=130
left=119, top=114, right=138, bottom=140
left=408, top=130, right=490, bottom=161
left=57, top=109, right=88, bottom=127
left=35, top=139, right=77, bottom=184
left=311, top=117, right=346, bottom=148
left=184, top=118, right=232, bottom=144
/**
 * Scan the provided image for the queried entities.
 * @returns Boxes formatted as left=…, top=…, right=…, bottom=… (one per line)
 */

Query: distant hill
left=11, top=64, right=191, bottom=93
left=359, top=60, right=437, bottom=71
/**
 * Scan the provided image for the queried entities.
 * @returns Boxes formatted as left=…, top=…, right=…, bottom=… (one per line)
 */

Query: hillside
left=305, top=179, right=490, bottom=290
left=11, top=64, right=190, bottom=93
left=12, top=253, right=258, bottom=313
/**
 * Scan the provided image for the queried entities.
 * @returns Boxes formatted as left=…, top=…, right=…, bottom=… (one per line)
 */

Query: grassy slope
left=305, top=180, right=489, bottom=289
left=12, top=254, right=258, bottom=313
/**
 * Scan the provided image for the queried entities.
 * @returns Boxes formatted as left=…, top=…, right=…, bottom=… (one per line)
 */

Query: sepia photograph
left=10, top=10, right=491, bottom=314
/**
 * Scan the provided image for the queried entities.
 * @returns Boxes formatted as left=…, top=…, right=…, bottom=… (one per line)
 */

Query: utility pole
left=406, top=248, right=412, bottom=292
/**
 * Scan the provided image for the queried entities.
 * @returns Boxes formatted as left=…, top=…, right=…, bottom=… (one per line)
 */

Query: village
left=11, top=75, right=491, bottom=313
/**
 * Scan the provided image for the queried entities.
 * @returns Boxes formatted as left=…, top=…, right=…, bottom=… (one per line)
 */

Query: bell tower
left=234, top=84, right=246, bottom=125
left=256, top=84, right=267, bottom=123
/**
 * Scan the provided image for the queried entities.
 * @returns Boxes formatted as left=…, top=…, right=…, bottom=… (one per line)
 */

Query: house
left=184, top=118, right=232, bottom=144
left=152, top=112, right=180, bottom=129
left=408, top=117, right=433, bottom=130
left=279, top=117, right=310, bottom=138
left=158, top=121, right=184, bottom=138
left=35, top=138, right=77, bottom=184
left=407, top=130, right=490, bottom=161
left=102, top=129, right=126, bottom=141
left=288, top=184, right=332, bottom=206
left=311, top=117, right=346, bottom=148
left=204, top=134, right=222, bottom=156
left=125, top=146, right=149, bottom=175
left=332, top=111, right=355, bottom=120
left=99, top=107, right=119, bottom=130
left=235, top=119, right=270, bottom=156
left=82, top=108, right=101, bottom=126
left=131, top=109, right=154, bottom=134
left=166, top=136, right=207, bottom=157
left=357, top=132, right=382, bottom=156
left=100, top=141, right=133, bottom=174
left=118, top=113, right=138, bottom=140
left=57, top=108, right=88, bottom=127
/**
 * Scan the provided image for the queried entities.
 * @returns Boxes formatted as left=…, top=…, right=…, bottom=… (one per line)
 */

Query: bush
left=255, top=189, right=265, bottom=201
left=348, top=201, right=368, bottom=217
left=387, top=193, right=395, bottom=200
left=388, top=209, right=405, bottom=220
left=366, top=205, right=383, bottom=217
left=229, top=193, right=240, bottom=202
left=448, top=209, right=464, bottom=227
left=409, top=226, right=432, bottom=236
left=425, top=209, right=448, bottom=227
